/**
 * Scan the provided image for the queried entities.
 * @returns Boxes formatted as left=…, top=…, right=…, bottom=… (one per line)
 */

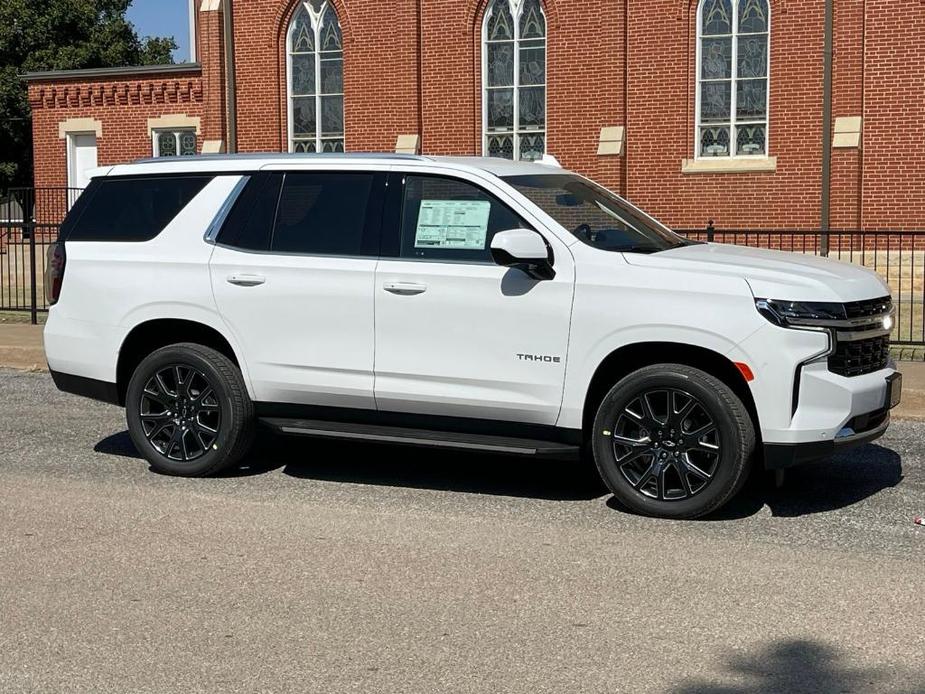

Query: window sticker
left=414, top=200, right=491, bottom=250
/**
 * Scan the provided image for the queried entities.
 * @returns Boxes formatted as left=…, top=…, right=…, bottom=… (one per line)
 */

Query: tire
left=125, top=343, right=255, bottom=477
left=591, top=364, right=755, bottom=519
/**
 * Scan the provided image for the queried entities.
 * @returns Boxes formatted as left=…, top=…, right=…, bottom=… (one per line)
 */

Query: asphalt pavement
left=1, top=369, right=923, bottom=693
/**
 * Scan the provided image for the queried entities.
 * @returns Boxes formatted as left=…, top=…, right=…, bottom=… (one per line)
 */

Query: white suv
left=44, top=154, right=902, bottom=518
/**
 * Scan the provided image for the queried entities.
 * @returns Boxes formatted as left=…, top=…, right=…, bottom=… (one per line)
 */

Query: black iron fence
left=1, top=191, right=924, bottom=346
left=676, top=226, right=925, bottom=346
left=0, top=187, right=82, bottom=322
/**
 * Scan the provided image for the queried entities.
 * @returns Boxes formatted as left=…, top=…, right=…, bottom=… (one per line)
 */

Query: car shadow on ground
left=670, top=638, right=919, bottom=693
left=704, top=443, right=903, bottom=520
left=94, top=431, right=902, bottom=511
left=93, top=429, right=607, bottom=501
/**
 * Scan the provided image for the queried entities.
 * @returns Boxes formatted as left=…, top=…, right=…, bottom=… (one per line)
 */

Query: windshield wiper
left=609, top=244, right=662, bottom=254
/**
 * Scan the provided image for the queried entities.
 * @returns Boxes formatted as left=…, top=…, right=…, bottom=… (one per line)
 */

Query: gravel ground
left=1, top=369, right=923, bottom=693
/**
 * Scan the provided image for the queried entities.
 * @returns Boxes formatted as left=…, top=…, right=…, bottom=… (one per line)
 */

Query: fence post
left=706, top=219, right=715, bottom=243
left=27, top=217, right=38, bottom=325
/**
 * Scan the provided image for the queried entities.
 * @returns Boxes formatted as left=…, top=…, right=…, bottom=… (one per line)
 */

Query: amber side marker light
left=734, top=362, right=755, bottom=382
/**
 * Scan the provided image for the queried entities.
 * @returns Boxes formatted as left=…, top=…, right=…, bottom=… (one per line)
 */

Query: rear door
left=210, top=169, right=386, bottom=409
left=373, top=170, right=575, bottom=425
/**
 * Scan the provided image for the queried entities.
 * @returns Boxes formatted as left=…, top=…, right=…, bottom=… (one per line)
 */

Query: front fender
left=558, top=326, right=747, bottom=430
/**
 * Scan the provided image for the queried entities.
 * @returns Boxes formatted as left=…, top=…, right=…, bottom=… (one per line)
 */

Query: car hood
left=622, top=242, right=891, bottom=302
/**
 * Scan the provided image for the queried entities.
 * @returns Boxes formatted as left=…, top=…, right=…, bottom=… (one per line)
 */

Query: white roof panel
left=102, top=152, right=567, bottom=179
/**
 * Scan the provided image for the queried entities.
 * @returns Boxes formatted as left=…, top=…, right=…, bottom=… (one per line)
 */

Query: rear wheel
left=591, top=364, right=755, bottom=519
left=126, top=343, right=254, bottom=476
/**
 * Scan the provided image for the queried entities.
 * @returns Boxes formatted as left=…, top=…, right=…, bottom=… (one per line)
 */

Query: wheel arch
left=116, top=319, right=244, bottom=406
left=581, top=341, right=761, bottom=442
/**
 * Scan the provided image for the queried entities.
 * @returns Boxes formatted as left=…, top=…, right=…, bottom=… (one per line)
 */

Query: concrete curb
left=0, top=324, right=47, bottom=372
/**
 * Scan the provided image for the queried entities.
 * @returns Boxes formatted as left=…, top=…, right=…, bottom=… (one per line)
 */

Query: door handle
left=227, top=274, right=266, bottom=287
left=383, top=282, right=427, bottom=296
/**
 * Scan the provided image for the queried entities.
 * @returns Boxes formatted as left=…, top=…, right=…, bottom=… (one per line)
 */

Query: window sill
left=681, top=156, right=777, bottom=174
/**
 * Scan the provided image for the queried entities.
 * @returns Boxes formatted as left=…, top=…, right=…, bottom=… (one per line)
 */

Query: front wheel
left=591, top=364, right=755, bottom=519
left=126, top=343, right=255, bottom=476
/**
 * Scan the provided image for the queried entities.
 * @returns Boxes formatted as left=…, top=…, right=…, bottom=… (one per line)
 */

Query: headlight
left=754, top=298, right=846, bottom=327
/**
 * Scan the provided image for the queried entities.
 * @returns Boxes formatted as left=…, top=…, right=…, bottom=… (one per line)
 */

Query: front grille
left=844, top=296, right=892, bottom=320
left=828, top=335, right=890, bottom=377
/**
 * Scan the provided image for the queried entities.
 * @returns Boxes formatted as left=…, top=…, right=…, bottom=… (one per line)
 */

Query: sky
left=127, top=0, right=192, bottom=63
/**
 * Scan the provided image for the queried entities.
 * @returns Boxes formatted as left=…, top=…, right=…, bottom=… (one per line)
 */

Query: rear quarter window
left=64, top=175, right=214, bottom=242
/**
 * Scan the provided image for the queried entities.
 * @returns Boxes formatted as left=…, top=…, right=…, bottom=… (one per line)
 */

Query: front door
left=210, top=170, right=385, bottom=409
left=373, top=172, right=575, bottom=425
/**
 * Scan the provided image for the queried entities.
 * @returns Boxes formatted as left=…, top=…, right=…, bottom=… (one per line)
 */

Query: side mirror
left=490, top=229, right=555, bottom=281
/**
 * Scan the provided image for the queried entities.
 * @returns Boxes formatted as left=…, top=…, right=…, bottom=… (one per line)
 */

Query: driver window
left=399, top=175, right=529, bottom=262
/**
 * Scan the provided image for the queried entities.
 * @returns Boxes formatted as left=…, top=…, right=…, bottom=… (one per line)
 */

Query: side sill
left=50, top=370, right=121, bottom=406
left=255, top=401, right=583, bottom=446
left=681, top=156, right=777, bottom=174
left=260, top=417, right=581, bottom=459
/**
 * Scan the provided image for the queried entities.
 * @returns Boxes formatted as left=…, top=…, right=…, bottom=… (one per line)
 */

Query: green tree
left=0, top=0, right=178, bottom=188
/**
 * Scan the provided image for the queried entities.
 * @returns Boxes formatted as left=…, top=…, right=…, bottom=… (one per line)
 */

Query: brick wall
left=829, top=0, right=863, bottom=230
left=26, top=0, right=925, bottom=231
left=860, top=0, right=925, bottom=230
left=625, top=0, right=827, bottom=230
left=231, top=0, right=421, bottom=153
left=28, top=68, right=204, bottom=189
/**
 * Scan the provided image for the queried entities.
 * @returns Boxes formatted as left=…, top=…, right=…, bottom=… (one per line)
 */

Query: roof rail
left=131, top=151, right=432, bottom=165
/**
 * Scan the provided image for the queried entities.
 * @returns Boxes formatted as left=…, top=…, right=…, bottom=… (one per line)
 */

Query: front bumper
left=729, top=321, right=901, bottom=468
left=763, top=407, right=891, bottom=469
left=759, top=365, right=901, bottom=468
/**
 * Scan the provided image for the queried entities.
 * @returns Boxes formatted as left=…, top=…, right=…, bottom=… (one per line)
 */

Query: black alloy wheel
left=610, top=388, right=720, bottom=501
left=592, top=364, right=755, bottom=519
left=126, top=343, right=255, bottom=477
left=140, top=364, right=221, bottom=462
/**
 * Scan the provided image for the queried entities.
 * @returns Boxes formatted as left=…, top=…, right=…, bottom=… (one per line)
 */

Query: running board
left=259, top=417, right=581, bottom=458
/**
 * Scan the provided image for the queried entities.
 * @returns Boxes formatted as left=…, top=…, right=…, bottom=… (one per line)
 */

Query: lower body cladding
left=763, top=363, right=901, bottom=469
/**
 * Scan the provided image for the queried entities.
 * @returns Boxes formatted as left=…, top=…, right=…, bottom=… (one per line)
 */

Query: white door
left=67, top=133, right=97, bottom=190
left=374, top=173, right=575, bottom=425
left=210, top=171, right=383, bottom=409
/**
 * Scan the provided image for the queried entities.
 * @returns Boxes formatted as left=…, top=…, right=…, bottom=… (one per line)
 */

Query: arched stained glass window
left=483, top=0, right=546, bottom=161
left=697, top=0, right=769, bottom=157
left=288, top=0, right=344, bottom=153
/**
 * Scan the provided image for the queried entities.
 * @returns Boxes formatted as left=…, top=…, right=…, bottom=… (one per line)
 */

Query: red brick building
left=24, top=0, right=925, bottom=231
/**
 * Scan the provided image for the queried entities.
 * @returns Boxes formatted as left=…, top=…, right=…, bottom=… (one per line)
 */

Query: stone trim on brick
left=201, top=139, right=224, bottom=153
left=833, top=116, right=862, bottom=148
left=395, top=134, right=421, bottom=154
left=147, top=114, right=202, bottom=136
left=597, top=126, right=624, bottom=156
left=58, top=118, right=102, bottom=139
left=681, top=157, right=777, bottom=174
left=30, top=79, right=203, bottom=110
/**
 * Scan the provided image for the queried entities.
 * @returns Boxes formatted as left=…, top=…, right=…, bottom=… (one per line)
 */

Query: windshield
left=503, top=173, right=690, bottom=253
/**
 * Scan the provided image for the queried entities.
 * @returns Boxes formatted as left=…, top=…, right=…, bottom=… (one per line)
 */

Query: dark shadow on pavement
left=94, top=428, right=607, bottom=501
left=276, top=436, right=607, bottom=501
left=93, top=429, right=287, bottom=477
left=671, top=638, right=916, bottom=693
left=605, top=442, right=902, bottom=520
left=759, top=443, right=903, bottom=518
left=94, top=430, right=900, bottom=508
left=94, top=431, right=140, bottom=458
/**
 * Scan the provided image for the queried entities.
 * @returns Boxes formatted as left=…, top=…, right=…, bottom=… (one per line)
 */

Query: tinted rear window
left=216, top=173, right=283, bottom=251
left=65, top=176, right=213, bottom=242
left=271, top=172, right=376, bottom=255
